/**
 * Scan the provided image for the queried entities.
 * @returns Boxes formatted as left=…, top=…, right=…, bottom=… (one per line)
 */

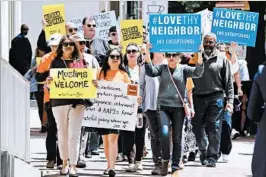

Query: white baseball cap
left=70, top=33, right=86, bottom=42
left=48, top=33, right=62, bottom=46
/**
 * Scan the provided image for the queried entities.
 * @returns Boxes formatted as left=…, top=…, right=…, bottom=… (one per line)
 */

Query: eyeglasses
left=126, top=50, right=138, bottom=54
left=79, top=41, right=86, bottom=45
left=111, top=33, right=117, bottom=36
left=62, top=42, right=75, bottom=47
left=87, top=24, right=96, bottom=28
left=69, top=28, right=78, bottom=33
left=165, top=53, right=178, bottom=58
left=109, top=55, right=120, bottom=60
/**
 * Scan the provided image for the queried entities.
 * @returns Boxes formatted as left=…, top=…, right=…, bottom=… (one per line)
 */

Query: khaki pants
left=52, top=105, right=85, bottom=165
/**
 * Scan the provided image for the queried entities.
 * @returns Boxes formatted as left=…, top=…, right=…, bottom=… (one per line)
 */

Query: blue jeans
left=192, top=92, right=224, bottom=160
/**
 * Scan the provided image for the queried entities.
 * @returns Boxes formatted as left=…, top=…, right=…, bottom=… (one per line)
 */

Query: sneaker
left=160, top=160, right=169, bottom=176
left=231, top=129, right=240, bottom=140
left=108, top=169, right=116, bottom=177
left=103, top=169, right=109, bottom=176
left=46, top=160, right=55, bottom=168
left=76, top=159, right=86, bottom=168
left=200, top=153, right=207, bottom=166
left=91, top=150, right=100, bottom=155
left=60, top=165, right=69, bottom=175
left=151, top=163, right=161, bottom=175
left=206, top=158, right=216, bottom=167
left=69, top=167, right=78, bottom=177
left=222, top=155, right=229, bottom=163
left=125, top=163, right=137, bottom=172
left=188, top=152, right=196, bottom=162
left=116, top=153, right=124, bottom=162
left=85, top=151, right=92, bottom=158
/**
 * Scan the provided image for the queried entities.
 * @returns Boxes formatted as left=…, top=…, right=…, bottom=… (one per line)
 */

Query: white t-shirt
left=83, top=53, right=100, bottom=69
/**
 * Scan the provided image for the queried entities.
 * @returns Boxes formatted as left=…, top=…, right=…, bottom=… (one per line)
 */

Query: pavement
left=30, top=102, right=254, bottom=177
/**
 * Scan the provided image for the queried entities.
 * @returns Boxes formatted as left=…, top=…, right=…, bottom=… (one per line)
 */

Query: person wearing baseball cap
left=35, top=32, right=63, bottom=169
left=108, top=26, right=119, bottom=49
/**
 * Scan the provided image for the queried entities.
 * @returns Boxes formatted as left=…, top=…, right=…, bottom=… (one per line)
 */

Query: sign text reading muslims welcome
left=149, top=14, right=201, bottom=52
left=212, top=8, right=259, bottom=47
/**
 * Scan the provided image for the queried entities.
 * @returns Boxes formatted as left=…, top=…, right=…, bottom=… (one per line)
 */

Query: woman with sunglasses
left=121, top=43, right=146, bottom=172
left=46, top=35, right=91, bottom=176
left=144, top=43, right=204, bottom=177
left=97, top=48, right=130, bottom=177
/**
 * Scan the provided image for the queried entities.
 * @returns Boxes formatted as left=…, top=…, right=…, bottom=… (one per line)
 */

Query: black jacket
left=9, top=34, right=32, bottom=75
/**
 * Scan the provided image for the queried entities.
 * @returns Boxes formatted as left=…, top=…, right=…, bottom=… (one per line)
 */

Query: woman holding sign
left=97, top=48, right=130, bottom=177
left=144, top=43, right=204, bottom=177
left=46, top=35, right=95, bottom=176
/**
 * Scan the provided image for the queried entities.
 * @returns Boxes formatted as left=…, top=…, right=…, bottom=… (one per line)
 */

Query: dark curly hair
left=99, top=48, right=128, bottom=79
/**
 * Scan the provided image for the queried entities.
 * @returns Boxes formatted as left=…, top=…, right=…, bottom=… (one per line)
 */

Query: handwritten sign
left=120, top=19, right=143, bottom=54
left=42, top=4, right=66, bottom=40
left=212, top=8, right=259, bottom=47
left=49, top=68, right=97, bottom=99
left=82, top=81, right=138, bottom=131
left=70, top=11, right=118, bottom=41
left=149, top=14, right=201, bottom=52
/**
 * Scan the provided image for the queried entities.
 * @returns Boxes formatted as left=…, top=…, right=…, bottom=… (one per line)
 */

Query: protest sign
left=70, top=11, right=118, bottom=41
left=149, top=14, right=201, bottom=52
left=120, top=19, right=143, bottom=54
left=196, top=9, right=213, bottom=37
left=49, top=68, right=97, bottom=99
left=212, top=8, right=259, bottom=47
left=42, top=4, right=66, bottom=40
left=82, top=81, right=139, bottom=131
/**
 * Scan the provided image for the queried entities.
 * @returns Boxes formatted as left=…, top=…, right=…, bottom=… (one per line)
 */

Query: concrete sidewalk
left=30, top=106, right=254, bottom=177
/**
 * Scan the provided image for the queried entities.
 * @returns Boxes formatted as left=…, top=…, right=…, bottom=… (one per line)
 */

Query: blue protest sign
left=212, top=8, right=259, bottom=47
left=149, top=14, right=201, bottom=52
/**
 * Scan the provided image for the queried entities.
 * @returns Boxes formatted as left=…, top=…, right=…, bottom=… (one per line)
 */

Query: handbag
left=167, top=66, right=191, bottom=118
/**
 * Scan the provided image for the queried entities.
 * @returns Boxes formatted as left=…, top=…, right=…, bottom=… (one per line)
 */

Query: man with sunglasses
left=66, top=22, right=78, bottom=36
left=82, top=17, right=110, bottom=67
left=192, top=33, right=234, bottom=168
left=9, top=24, right=32, bottom=76
left=108, top=26, right=119, bottom=49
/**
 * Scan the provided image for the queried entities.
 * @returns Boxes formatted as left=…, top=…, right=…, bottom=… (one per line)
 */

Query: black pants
left=158, top=106, right=185, bottom=171
left=145, top=110, right=161, bottom=164
left=34, top=91, right=44, bottom=125
left=45, top=102, right=62, bottom=165
left=220, top=120, right=232, bottom=155
left=118, top=133, right=123, bottom=154
left=122, top=117, right=147, bottom=163
left=192, top=93, right=224, bottom=161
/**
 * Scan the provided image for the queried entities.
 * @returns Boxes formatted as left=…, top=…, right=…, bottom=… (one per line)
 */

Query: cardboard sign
left=70, top=11, right=118, bottom=41
left=149, top=14, right=201, bottom=52
left=212, top=8, right=259, bottom=47
left=42, top=4, right=66, bottom=40
left=82, top=81, right=138, bottom=131
left=49, top=68, right=97, bottom=99
left=120, top=19, right=143, bottom=54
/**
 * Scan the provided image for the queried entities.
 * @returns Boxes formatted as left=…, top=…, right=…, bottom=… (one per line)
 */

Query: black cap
left=109, top=26, right=117, bottom=33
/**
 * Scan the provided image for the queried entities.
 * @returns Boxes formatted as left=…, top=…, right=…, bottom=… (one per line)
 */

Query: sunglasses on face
left=69, top=28, right=78, bottom=33
left=165, top=53, right=178, bottom=58
left=111, top=32, right=117, bottom=36
left=126, top=50, right=138, bottom=54
left=62, top=42, right=75, bottom=47
left=87, top=24, right=96, bottom=28
left=22, top=28, right=29, bottom=31
left=79, top=41, right=86, bottom=45
left=109, top=55, right=120, bottom=60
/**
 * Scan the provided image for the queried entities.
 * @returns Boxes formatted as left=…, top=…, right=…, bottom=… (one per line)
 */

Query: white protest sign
left=70, top=11, right=118, bottom=40
left=82, top=81, right=139, bottom=131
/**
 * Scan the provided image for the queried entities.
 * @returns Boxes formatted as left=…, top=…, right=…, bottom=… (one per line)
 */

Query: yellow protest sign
left=42, top=4, right=66, bottom=40
left=120, top=19, right=143, bottom=54
left=49, top=68, right=97, bottom=99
